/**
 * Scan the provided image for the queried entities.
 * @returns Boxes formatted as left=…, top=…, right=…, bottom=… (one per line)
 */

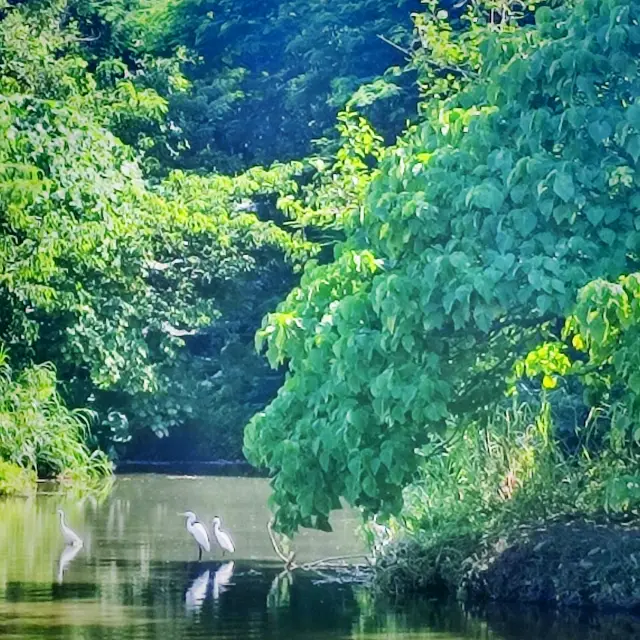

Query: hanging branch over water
left=267, top=518, right=371, bottom=572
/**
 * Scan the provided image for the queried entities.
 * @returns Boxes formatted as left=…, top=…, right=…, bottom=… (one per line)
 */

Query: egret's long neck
left=59, top=512, right=66, bottom=527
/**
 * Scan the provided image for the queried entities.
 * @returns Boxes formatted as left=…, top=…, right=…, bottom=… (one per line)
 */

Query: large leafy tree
left=244, top=0, right=640, bottom=534
left=0, top=0, right=311, bottom=452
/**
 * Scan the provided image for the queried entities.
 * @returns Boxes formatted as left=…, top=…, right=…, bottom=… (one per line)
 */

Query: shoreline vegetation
left=375, top=515, right=640, bottom=611
left=0, top=348, right=112, bottom=496
left=370, top=402, right=640, bottom=610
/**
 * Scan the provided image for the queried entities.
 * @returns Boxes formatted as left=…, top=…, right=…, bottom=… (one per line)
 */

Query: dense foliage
left=0, top=0, right=314, bottom=463
left=88, top=0, right=422, bottom=172
left=3, top=0, right=640, bottom=556
left=245, top=0, right=640, bottom=534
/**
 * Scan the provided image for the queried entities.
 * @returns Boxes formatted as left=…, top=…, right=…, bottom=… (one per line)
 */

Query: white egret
left=369, top=515, right=392, bottom=559
left=57, top=509, right=83, bottom=547
left=185, top=569, right=210, bottom=613
left=212, top=561, right=234, bottom=600
left=180, top=511, right=211, bottom=561
left=211, top=516, right=235, bottom=555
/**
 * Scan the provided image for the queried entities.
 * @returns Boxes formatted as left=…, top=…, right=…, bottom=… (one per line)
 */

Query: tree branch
left=376, top=34, right=412, bottom=57
left=267, top=518, right=297, bottom=568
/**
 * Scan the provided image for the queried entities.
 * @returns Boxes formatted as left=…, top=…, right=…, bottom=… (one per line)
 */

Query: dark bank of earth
left=375, top=517, right=640, bottom=612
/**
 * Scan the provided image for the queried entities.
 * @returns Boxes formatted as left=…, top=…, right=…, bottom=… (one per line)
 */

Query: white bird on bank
left=367, top=514, right=392, bottom=559
left=180, top=511, right=211, bottom=561
left=211, top=516, right=235, bottom=555
left=57, top=509, right=83, bottom=547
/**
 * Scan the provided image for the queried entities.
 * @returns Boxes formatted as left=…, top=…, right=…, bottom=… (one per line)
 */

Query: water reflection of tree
left=484, top=604, right=640, bottom=640
left=351, top=592, right=492, bottom=639
left=267, top=569, right=292, bottom=609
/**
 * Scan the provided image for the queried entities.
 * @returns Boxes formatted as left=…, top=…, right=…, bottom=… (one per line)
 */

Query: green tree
left=244, top=0, right=640, bottom=534
left=0, top=0, right=312, bottom=454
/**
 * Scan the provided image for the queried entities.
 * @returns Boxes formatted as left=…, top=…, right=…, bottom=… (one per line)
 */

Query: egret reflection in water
left=56, top=541, right=83, bottom=584
left=185, top=568, right=210, bottom=614
left=212, top=561, right=234, bottom=600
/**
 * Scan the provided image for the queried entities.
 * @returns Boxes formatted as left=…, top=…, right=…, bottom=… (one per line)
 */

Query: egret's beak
left=178, top=512, right=188, bottom=516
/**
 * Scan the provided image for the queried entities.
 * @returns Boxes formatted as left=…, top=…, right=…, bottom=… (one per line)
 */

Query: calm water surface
left=1, top=474, right=638, bottom=640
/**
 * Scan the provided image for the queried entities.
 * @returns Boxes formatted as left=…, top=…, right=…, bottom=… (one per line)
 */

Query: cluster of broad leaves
left=245, top=0, right=640, bottom=534
left=524, top=272, right=640, bottom=440
left=0, top=0, right=313, bottom=455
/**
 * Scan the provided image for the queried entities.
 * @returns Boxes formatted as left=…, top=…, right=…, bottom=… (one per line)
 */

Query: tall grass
left=400, top=396, right=640, bottom=545
left=0, top=346, right=112, bottom=492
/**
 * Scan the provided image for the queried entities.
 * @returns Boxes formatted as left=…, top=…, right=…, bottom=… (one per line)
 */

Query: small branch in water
left=267, top=520, right=370, bottom=571
left=300, top=554, right=370, bottom=570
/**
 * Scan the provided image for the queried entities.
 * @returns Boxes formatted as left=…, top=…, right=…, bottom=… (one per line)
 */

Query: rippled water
left=1, top=474, right=638, bottom=639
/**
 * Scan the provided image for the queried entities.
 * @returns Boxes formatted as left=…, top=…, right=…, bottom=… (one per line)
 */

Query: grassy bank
left=373, top=399, right=640, bottom=611
left=0, top=348, right=112, bottom=496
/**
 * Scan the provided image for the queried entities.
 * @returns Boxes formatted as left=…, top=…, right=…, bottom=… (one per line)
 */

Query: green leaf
left=380, top=444, right=393, bottom=470
left=473, top=304, right=493, bottom=332
left=553, top=171, right=575, bottom=203
left=537, top=294, right=552, bottom=314
left=347, top=455, right=361, bottom=478
left=598, top=228, right=616, bottom=246
left=513, top=209, right=538, bottom=237
left=585, top=206, right=605, bottom=227
left=528, top=270, right=544, bottom=290
left=626, top=135, right=640, bottom=163
left=470, top=182, right=505, bottom=213
left=494, top=253, right=515, bottom=273
left=629, top=372, right=640, bottom=395
left=588, top=120, right=612, bottom=143
left=510, top=184, right=528, bottom=204
left=363, top=476, right=377, bottom=497
left=449, top=251, right=469, bottom=269
left=587, top=315, right=607, bottom=344
left=626, top=102, right=640, bottom=129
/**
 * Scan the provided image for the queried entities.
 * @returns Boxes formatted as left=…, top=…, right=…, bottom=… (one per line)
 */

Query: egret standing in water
left=57, top=509, right=83, bottom=547
left=211, top=516, right=235, bottom=556
left=180, top=511, right=211, bottom=561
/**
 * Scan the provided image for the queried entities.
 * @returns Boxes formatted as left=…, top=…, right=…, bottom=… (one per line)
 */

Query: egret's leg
left=198, top=546, right=202, bottom=562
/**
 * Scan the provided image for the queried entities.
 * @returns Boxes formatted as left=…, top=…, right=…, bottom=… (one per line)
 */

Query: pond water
left=1, top=474, right=638, bottom=640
